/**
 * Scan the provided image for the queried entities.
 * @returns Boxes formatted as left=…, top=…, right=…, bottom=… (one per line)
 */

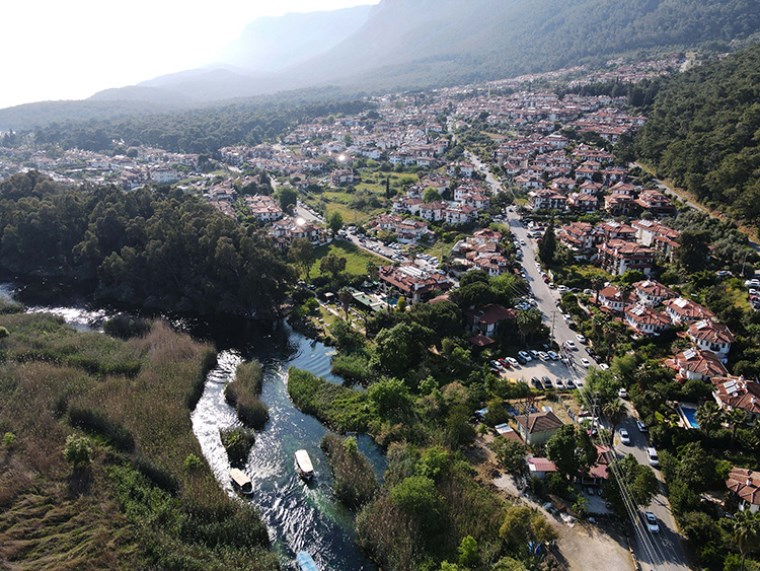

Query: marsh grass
left=0, top=313, right=278, bottom=570
left=287, top=367, right=370, bottom=432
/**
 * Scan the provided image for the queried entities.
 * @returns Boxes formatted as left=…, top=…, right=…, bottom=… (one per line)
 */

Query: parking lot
left=494, top=354, right=584, bottom=389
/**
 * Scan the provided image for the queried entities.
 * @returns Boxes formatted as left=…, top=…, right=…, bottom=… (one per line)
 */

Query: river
left=0, top=277, right=383, bottom=571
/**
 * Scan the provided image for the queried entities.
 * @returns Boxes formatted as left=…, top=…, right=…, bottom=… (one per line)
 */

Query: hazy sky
left=0, top=0, right=379, bottom=109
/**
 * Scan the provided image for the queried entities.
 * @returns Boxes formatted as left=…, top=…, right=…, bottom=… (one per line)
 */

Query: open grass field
left=312, top=240, right=384, bottom=278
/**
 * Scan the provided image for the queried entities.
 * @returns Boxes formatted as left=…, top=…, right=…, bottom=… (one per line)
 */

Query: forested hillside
left=302, top=0, right=760, bottom=91
left=0, top=172, right=295, bottom=316
left=1, top=94, right=369, bottom=152
left=635, top=44, right=760, bottom=228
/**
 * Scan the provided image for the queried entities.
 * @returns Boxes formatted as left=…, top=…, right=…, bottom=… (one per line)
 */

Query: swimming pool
left=678, top=404, right=700, bottom=429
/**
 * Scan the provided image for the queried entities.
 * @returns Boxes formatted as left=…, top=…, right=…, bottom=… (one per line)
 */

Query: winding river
left=0, top=277, right=383, bottom=571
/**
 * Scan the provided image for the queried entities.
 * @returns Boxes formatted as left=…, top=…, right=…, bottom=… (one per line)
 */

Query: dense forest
left=635, top=43, right=760, bottom=228
left=0, top=172, right=295, bottom=316
left=0, top=96, right=370, bottom=153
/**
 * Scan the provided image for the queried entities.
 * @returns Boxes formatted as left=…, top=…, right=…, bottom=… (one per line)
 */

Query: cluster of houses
left=449, top=228, right=511, bottom=277
left=0, top=143, right=198, bottom=190
left=557, top=218, right=681, bottom=275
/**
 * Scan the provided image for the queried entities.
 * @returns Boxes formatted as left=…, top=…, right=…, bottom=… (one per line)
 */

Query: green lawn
left=422, top=235, right=460, bottom=259
left=312, top=240, right=385, bottom=278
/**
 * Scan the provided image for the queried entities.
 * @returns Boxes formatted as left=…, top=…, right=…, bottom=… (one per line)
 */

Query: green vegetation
left=0, top=172, right=295, bottom=317
left=635, top=44, right=760, bottom=233
left=1, top=97, right=370, bottom=153
left=0, top=313, right=277, bottom=570
left=225, top=361, right=269, bottom=429
left=287, top=368, right=370, bottom=432
left=320, top=434, right=377, bottom=509
left=220, top=427, right=256, bottom=467
left=312, top=240, right=384, bottom=279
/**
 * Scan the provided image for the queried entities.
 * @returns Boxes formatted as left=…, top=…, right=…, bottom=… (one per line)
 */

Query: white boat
left=296, top=551, right=318, bottom=571
left=294, top=449, right=314, bottom=480
left=229, top=468, right=253, bottom=495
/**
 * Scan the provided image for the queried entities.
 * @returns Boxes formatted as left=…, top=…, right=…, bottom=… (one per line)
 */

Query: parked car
left=564, top=340, right=577, bottom=351
left=529, top=350, right=540, bottom=359
left=566, top=379, right=576, bottom=389
left=599, top=363, right=610, bottom=370
left=499, top=358, right=512, bottom=369
left=645, top=511, right=660, bottom=533
left=531, top=377, right=544, bottom=389
left=618, top=387, right=628, bottom=399
left=576, top=334, right=587, bottom=343
left=619, top=428, right=631, bottom=445
left=547, top=350, right=560, bottom=360
left=516, top=354, right=528, bottom=365
left=542, top=376, right=553, bottom=388
left=646, top=447, right=659, bottom=467
left=557, top=285, right=569, bottom=293
left=538, top=351, right=550, bottom=361
left=580, top=358, right=591, bottom=368
left=506, top=357, right=520, bottom=368
left=555, top=378, right=565, bottom=389
left=490, top=360, right=505, bottom=371
left=636, top=420, right=648, bottom=433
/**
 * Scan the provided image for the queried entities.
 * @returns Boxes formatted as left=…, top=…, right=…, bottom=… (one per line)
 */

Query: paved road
left=613, top=413, right=692, bottom=571
left=472, top=151, right=693, bottom=571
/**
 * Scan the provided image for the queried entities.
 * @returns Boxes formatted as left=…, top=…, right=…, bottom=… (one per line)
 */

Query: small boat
left=229, top=468, right=253, bottom=495
left=296, top=551, right=319, bottom=571
left=294, top=449, right=314, bottom=480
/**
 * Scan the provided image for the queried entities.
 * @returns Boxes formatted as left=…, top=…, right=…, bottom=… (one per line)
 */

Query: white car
left=506, top=357, right=520, bottom=368
left=518, top=351, right=532, bottom=362
left=599, top=363, right=610, bottom=370
left=547, top=351, right=560, bottom=360
left=557, top=285, right=569, bottom=293
left=576, top=334, right=587, bottom=343
left=580, top=358, right=590, bottom=368
left=619, top=428, right=631, bottom=445
left=646, top=447, right=659, bottom=467
left=564, top=340, right=577, bottom=351
left=618, top=387, right=628, bottom=398
left=538, top=351, right=550, bottom=361
left=645, top=511, right=660, bottom=533
left=636, top=420, right=648, bottom=433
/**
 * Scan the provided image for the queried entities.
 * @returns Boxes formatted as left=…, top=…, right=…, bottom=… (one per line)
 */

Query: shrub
left=331, top=353, right=373, bottom=384
left=183, top=453, right=203, bottom=471
left=103, top=314, right=152, bottom=339
left=321, top=434, right=377, bottom=508
left=63, top=434, right=93, bottom=467
left=220, top=427, right=256, bottom=468
left=236, top=397, right=270, bottom=430
left=2, top=431, right=16, bottom=449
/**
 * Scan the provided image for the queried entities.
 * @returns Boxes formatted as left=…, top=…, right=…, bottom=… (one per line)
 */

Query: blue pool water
left=680, top=404, right=700, bottom=428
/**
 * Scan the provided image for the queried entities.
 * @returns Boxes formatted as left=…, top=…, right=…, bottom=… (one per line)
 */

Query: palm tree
left=725, top=408, right=748, bottom=448
left=696, top=401, right=722, bottom=437
left=590, top=277, right=605, bottom=306
left=730, top=509, right=760, bottom=571
left=517, top=308, right=543, bottom=343
left=603, top=399, right=627, bottom=440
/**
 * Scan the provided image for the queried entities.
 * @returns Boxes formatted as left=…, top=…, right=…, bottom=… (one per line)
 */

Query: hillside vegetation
left=635, top=43, right=760, bottom=230
left=305, top=0, right=760, bottom=91
left=0, top=312, right=278, bottom=570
